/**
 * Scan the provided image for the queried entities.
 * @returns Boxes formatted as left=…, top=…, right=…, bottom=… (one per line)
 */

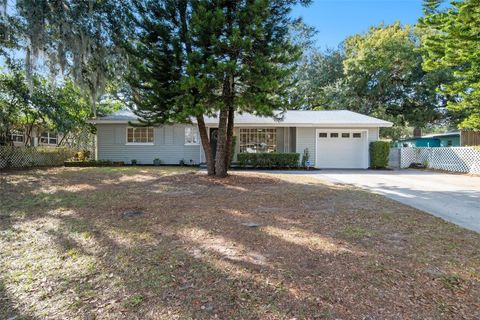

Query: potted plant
left=153, top=158, right=161, bottom=166
left=131, top=159, right=137, bottom=165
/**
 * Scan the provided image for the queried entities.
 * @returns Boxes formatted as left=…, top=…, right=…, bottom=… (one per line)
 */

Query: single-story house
left=88, top=109, right=392, bottom=169
left=394, top=131, right=461, bottom=148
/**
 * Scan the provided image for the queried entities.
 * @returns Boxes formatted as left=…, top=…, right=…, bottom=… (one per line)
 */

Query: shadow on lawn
left=1, top=167, right=480, bottom=319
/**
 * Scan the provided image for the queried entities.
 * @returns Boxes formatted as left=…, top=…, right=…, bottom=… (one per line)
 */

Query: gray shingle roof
left=90, top=109, right=392, bottom=127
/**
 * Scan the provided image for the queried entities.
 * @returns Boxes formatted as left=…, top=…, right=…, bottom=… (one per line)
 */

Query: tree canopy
left=418, top=0, right=480, bottom=130
left=124, top=0, right=308, bottom=176
left=289, top=23, right=455, bottom=139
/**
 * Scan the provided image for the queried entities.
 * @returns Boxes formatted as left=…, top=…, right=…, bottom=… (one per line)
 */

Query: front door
left=210, top=128, right=218, bottom=160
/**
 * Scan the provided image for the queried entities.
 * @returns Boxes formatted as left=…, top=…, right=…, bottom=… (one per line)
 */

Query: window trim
left=184, top=127, right=200, bottom=145
left=11, top=130, right=25, bottom=142
left=40, top=131, right=58, bottom=145
left=126, top=127, right=154, bottom=145
left=239, top=127, right=277, bottom=153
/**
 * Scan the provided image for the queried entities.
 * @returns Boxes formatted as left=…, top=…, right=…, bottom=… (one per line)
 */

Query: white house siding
left=295, top=127, right=379, bottom=166
left=96, top=124, right=201, bottom=165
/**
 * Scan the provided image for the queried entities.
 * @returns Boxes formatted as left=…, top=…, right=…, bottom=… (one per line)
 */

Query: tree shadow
left=1, top=167, right=480, bottom=319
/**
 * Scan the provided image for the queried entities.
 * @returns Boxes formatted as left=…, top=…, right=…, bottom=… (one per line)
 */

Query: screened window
left=11, top=130, right=24, bottom=142
left=185, top=127, right=199, bottom=145
left=239, top=128, right=277, bottom=153
left=40, top=132, right=57, bottom=145
left=127, top=127, right=154, bottom=143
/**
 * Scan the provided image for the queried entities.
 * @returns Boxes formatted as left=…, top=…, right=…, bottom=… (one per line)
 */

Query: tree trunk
left=196, top=115, right=215, bottom=176
left=214, top=106, right=229, bottom=177
left=225, top=104, right=235, bottom=169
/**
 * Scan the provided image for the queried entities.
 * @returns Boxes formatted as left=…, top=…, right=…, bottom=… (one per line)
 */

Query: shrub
left=370, top=141, right=390, bottom=169
left=237, top=153, right=300, bottom=168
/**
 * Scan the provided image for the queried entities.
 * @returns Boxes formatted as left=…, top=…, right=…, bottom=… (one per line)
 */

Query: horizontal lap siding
left=295, top=127, right=379, bottom=166
left=96, top=124, right=200, bottom=165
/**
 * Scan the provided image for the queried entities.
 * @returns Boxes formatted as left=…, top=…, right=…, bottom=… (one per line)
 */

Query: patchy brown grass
left=1, top=166, right=479, bottom=319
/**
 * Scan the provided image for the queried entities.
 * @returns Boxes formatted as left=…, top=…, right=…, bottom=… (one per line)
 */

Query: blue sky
left=292, top=0, right=425, bottom=50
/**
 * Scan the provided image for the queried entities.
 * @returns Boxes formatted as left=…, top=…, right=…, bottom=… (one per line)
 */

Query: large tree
left=1, top=0, right=130, bottom=115
left=418, top=0, right=480, bottom=130
left=292, top=23, right=454, bottom=139
left=125, top=0, right=307, bottom=177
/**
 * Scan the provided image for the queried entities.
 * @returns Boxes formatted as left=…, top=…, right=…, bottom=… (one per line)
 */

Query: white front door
left=315, top=130, right=368, bottom=169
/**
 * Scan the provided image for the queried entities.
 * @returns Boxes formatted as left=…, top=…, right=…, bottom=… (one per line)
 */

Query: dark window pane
left=319, top=132, right=327, bottom=138
left=330, top=133, right=339, bottom=138
left=353, top=133, right=361, bottom=138
left=342, top=133, right=350, bottom=138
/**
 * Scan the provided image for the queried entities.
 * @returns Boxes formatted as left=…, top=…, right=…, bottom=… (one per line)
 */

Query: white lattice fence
left=399, top=147, right=480, bottom=174
left=0, top=146, right=76, bottom=169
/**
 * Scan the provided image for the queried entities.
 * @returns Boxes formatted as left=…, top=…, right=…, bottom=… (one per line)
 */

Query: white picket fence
left=392, top=147, right=480, bottom=174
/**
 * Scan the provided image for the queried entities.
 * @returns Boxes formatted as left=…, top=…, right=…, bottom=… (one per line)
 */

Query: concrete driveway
left=284, top=169, right=480, bottom=233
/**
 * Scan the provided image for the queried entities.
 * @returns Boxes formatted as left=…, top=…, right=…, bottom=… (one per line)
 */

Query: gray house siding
left=96, top=124, right=201, bottom=165
left=295, top=127, right=379, bottom=166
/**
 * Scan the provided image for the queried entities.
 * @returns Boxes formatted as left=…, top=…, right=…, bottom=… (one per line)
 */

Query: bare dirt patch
left=1, top=167, right=479, bottom=319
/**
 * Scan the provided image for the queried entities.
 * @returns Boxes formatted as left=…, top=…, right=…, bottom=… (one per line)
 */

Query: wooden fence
left=461, top=130, right=480, bottom=146
left=0, top=146, right=76, bottom=170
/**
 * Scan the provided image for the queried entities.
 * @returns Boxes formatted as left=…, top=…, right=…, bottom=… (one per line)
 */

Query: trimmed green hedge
left=237, top=153, right=300, bottom=168
left=370, top=141, right=390, bottom=169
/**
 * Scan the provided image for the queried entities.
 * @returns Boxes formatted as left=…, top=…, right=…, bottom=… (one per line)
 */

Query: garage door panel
left=315, top=130, right=367, bottom=169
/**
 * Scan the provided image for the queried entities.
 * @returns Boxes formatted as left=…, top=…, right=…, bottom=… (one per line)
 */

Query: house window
left=447, top=140, right=453, bottom=146
left=330, top=133, right=339, bottom=138
left=342, top=133, right=350, bottom=138
left=319, top=132, right=328, bottom=138
left=40, top=132, right=57, bottom=145
left=127, top=127, right=154, bottom=143
left=353, top=133, right=361, bottom=138
left=239, top=128, right=277, bottom=153
left=185, top=127, right=199, bottom=145
left=11, top=130, right=24, bottom=142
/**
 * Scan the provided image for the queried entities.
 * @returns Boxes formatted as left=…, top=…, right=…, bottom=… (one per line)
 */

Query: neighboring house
left=395, top=131, right=461, bottom=148
left=89, top=110, right=392, bottom=169
left=9, top=126, right=62, bottom=147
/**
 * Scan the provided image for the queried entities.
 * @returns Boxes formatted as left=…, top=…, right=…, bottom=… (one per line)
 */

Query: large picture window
left=127, top=127, right=154, bottom=143
left=239, top=128, right=277, bottom=153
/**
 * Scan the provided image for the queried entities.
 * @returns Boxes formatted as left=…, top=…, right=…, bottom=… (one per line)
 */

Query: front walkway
left=278, top=169, right=480, bottom=233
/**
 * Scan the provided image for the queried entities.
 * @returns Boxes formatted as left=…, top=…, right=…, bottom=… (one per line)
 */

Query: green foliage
left=369, top=141, right=390, bottom=169
left=292, top=23, right=455, bottom=139
left=4, top=0, right=130, bottom=112
left=237, top=153, right=300, bottom=168
left=418, top=0, right=480, bottom=130
left=123, top=0, right=307, bottom=176
left=74, top=150, right=91, bottom=162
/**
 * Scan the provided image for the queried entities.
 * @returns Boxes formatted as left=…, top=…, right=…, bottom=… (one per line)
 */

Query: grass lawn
left=1, top=167, right=479, bottom=319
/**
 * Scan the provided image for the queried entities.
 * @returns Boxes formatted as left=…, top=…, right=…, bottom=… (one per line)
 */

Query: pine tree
left=418, top=0, right=480, bottom=130
left=125, top=0, right=307, bottom=177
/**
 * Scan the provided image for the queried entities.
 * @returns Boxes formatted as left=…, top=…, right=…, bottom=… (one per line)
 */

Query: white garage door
left=315, top=130, right=368, bottom=169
